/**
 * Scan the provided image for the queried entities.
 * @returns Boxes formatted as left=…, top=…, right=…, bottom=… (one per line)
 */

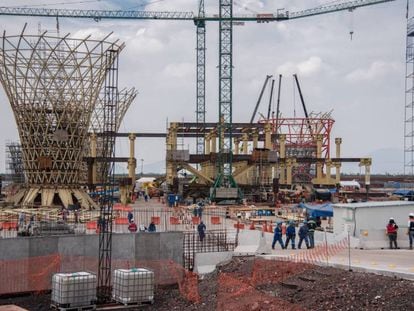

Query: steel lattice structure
left=262, top=113, right=335, bottom=183
left=195, top=0, right=206, bottom=155
left=405, top=17, right=414, bottom=175
left=83, top=87, right=137, bottom=184
left=0, top=25, right=124, bottom=209
left=90, top=88, right=138, bottom=134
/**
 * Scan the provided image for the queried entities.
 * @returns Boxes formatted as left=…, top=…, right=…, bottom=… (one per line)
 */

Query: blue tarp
left=299, top=202, right=333, bottom=218
left=392, top=189, right=414, bottom=196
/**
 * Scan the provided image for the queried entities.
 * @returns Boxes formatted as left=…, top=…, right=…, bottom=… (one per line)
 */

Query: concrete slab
left=159, top=232, right=183, bottom=266
left=194, top=251, right=233, bottom=275
left=0, top=238, right=29, bottom=260
left=135, top=232, right=160, bottom=261
left=29, top=236, right=58, bottom=257
left=234, top=230, right=271, bottom=256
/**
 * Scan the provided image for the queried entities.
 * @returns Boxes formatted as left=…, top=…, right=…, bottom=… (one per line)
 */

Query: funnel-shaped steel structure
left=0, top=26, right=124, bottom=209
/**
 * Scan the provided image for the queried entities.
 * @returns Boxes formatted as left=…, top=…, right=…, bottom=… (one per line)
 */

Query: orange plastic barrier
left=113, top=203, right=123, bottom=210
left=122, top=205, right=132, bottom=212
left=151, top=216, right=160, bottom=225
left=170, top=216, right=180, bottom=225
left=86, top=221, right=97, bottom=230
left=192, top=216, right=200, bottom=225
left=114, top=217, right=129, bottom=225
left=234, top=223, right=245, bottom=230
left=2, top=222, right=18, bottom=230
left=211, top=216, right=221, bottom=225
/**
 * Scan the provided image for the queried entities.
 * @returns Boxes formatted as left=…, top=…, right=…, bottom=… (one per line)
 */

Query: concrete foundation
left=0, top=232, right=183, bottom=294
left=0, top=232, right=183, bottom=262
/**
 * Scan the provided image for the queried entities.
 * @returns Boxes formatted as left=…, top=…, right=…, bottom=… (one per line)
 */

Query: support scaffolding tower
left=6, top=142, right=25, bottom=184
left=97, top=48, right=120, bottom=301
left=405, top=17, right=414, bottom=175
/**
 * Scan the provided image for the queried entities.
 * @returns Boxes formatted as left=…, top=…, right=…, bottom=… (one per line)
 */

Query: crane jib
left=0, top=0, right=396, bottom=22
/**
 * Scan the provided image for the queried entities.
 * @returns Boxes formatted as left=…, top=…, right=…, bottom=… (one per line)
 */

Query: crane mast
left=196, top=1, right=206, bottom=155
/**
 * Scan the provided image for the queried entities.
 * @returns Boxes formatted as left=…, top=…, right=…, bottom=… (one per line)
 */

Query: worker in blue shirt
left=272, top=222, right=285, bottom=250
left=298, top=221, right=310, bottom=249
left=284, top=221, right=296, bottom=249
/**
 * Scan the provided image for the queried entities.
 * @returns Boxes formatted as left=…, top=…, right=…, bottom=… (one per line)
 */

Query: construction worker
left=307, top=217, right=317, bottom=248
left=127, top=211, right=133, bottom=224
left=128, top=220, right=137, bottom=232
left=284, top=221, right=296, bottom=249
left=386, top=218, right=399, bottom=249
left=148, top=221, right=156, bottom=232
left=408, top=213, right=414, bottom=250
left=272, top=222, right=285, bottom=250
left=197, top=220, right=206, bottom=242
left=298, top=221, right=310, bottom=249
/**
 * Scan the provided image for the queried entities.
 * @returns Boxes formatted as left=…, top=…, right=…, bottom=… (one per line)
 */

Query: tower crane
left=0, top=0, right=396, bottom=301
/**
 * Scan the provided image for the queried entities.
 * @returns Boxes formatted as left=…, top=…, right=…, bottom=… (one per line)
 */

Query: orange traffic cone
left=268, top=223, right=273, bottom=233
left=263, top=221, right=268, bottom=232
left=249, top=221, right=255, bottom=230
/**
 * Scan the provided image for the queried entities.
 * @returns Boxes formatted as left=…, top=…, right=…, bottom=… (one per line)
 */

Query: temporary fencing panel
left=0, top=255, right=197, bottom=304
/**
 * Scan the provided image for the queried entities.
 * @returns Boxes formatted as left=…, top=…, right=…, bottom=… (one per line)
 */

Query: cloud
left=72, top=28, right=109, bottom=40
left=163, top=62, right=193, bottom=78
left=125, top=27, right=164, bottom=54
left=345, top=61, right=400, bottom=82
left=277, top=56, right=323, bottom=77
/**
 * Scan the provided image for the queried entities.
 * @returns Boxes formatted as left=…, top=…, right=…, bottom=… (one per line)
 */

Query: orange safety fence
left=0, top=254, right=61, bottom=295
left=192, top=216, right=200, bottom=225
left=287, top=237, right=349, bottom=264
left=0, top=255, right=198, bottom=304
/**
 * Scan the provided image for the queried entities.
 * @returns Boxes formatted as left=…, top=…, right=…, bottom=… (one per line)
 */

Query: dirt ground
left=1, top=257, right=414, bottom=311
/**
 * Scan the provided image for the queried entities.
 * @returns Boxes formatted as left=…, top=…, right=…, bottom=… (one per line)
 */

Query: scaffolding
left=6, top=142, right=25, bottom=184
left=82, top=87, right=137, bottom=185
left=405, top=17, right=414, bottom=175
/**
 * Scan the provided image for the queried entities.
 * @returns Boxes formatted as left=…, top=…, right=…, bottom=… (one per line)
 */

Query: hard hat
left=303, top=220, right=308, bottom=224
left=409, top=213, right=414, bottom=217
left=389, top=217, right=394, bottom=220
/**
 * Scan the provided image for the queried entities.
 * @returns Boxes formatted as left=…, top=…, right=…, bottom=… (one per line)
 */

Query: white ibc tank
left=112, top=268, right=154, bottom=304
left=51, top=272, right=97, bottom=307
